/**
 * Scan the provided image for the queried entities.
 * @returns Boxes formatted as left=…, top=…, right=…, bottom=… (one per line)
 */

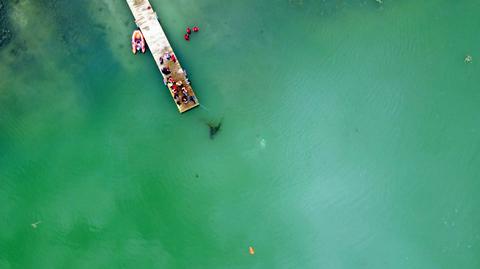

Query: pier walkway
left=126, top=0, right=199, bottom=113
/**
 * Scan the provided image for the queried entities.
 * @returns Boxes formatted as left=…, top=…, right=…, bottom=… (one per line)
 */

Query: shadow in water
left=207, top=121, right=222, bottom=140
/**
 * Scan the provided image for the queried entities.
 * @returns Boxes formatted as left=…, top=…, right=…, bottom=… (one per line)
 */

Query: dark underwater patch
left=0, top=0, right=13, bottom=49
left=30, top=0, right=123, bottom=112
left=208, top=121, right=222, bottom=139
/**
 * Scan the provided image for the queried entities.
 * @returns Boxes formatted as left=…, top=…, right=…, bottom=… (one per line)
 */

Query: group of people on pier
left=159, top=52, right=196, bottom=106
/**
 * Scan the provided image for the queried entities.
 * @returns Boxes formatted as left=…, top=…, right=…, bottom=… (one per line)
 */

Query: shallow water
left=1, top=0, right=479, bottom=268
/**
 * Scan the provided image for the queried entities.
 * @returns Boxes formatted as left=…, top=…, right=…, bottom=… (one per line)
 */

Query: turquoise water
left=1, top=0, right=480, bottom=268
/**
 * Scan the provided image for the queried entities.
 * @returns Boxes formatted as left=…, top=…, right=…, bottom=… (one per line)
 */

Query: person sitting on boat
left=171, top=54, right=177, bottom=63
left=182, top=96, right=188, bottom=104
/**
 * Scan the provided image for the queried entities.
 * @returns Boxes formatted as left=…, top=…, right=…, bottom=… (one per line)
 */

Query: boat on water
left=131, top=29, right=146, bottom=54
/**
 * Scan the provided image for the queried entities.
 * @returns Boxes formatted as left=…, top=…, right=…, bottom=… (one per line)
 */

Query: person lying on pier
left=161, top=67, right=171, bottom=75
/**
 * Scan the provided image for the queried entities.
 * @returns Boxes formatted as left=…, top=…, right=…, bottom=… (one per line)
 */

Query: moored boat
left=131, top=29, right=146, bottom=54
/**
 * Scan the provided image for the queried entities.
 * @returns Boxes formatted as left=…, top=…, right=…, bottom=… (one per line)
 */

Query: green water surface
left=1, top=0, right=479, bottom=268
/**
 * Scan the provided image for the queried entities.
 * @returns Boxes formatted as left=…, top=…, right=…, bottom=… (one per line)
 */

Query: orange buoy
left=249, top=246, right=255, bottom=255
left=193, top=26, right=199, bottom=32
left=184, top=34, right=190, bottom=41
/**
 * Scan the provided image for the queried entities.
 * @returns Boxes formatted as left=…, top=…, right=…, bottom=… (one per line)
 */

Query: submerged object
left=465, top=55, right=473, bottom=63
left=31, top=221, right=42, bottom=229
left=131, top=29, right=146, bottom=54
left=208, top=122, right=222, bottom=139
left=249, top=246, right=255, bottom=255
